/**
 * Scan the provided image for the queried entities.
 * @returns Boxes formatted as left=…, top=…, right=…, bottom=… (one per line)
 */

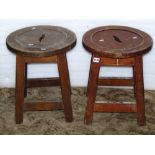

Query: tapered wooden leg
left=86, top=55, right=93, bottom=96
left=65, top=56, right=72, bottom=95
left=133, top=66, right=136, bottom=97
left=24, top=63, right=27, bottom=97
left=57, top=53, right=73, bottom=122
left=16, top=55, right=25, bottom=124
left=84, top=55, right=100, bottom=124
left=134, top=56, right=145, bottom=126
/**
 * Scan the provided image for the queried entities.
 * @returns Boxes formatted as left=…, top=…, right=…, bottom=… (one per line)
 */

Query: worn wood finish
left=23, top=57, right=58, bottom=97
left=57, top=53, right=73, bottom=122
left=98, top=77, right=134, bottom=86
left=15, top=54, right=72, bottom=124
left=133, top=66, right=136, bottom=97
left=83, top=25, right=153, bottom=125
left=16, top=55, right=25, bottom=124
left=24, top=102, right=63, bottom=111
left=83, top=26, right=153, bottom=58
left=24, top=63, right=28, bottom=97
left=84, top=55, right=100, bottom=124
left=6, top=25, right=76, bottom=57
left=6, top=25, right=76, bottom=124
left=86, top=55, right=93, bottom=96
left=27, top=77, right=60, bottom=88
left=94, top=103, right=137, bottom=112
left=23, top=56, right=57, bottom=63
left=100, top=57, right=135, bottom=66
left=134, top=56, right=145, bottom=125
left=16, top=55, right=62, bottom=124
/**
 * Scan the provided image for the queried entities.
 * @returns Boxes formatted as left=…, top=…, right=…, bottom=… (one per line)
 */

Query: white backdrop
left=0, top=19, right=155, bottom=89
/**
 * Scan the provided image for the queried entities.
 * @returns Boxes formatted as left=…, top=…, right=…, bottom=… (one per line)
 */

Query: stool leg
left=86, top=55, right=93, bottom=96
left=84, top=56, right=100, bottom=124
left=16, top=55, right=25, bottom=124
left=24, top=63, right=27, bottom=97
left=57, top=53, right=73, bottom=122
left=133, top=66, right=137, bottom=98
left=65, top=58, right=72, bottom=95
left=134, top=56, right=145, bottom=126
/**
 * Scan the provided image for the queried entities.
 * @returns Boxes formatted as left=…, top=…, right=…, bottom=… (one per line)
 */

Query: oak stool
left=83, top=26, right=153, bottom=125
left=6, top=25, right=76, bottom=124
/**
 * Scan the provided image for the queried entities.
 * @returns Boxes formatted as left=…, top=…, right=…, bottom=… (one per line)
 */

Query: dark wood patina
left=6, top=25, right=76, bottom=57
left=83, top=25, right=153, bottom=126
left=83, top=25, right=152, bottom=58
left=6, top=25, right=76, bottom=124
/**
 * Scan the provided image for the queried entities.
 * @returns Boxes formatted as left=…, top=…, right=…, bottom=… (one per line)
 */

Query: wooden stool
left=6, top=25, right=76, bottom=124
left=83, top=26, right=153, bottom=125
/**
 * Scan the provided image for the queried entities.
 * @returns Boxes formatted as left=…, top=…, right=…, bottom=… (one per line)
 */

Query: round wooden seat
left=6, top=25, right=76, bottom=57
left=83, top=25, right=153, bottom=126
left=83, top=26, right=152, bottom=58
left=6, top=25, right=76, bottom=124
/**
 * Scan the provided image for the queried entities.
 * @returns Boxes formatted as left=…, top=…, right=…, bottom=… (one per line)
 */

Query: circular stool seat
left=6, top=25, right=76, bottom=124
left=83, top=26, right=152, bottom=58
left=83, top=25, right=153, bottom=126
left=6, top=25, right=76, bottom=57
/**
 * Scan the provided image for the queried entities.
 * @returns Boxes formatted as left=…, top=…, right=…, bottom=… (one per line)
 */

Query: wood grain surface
left=6, top=25, right=76, bottom=57
left=83, top=25, right=153, bottom=58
